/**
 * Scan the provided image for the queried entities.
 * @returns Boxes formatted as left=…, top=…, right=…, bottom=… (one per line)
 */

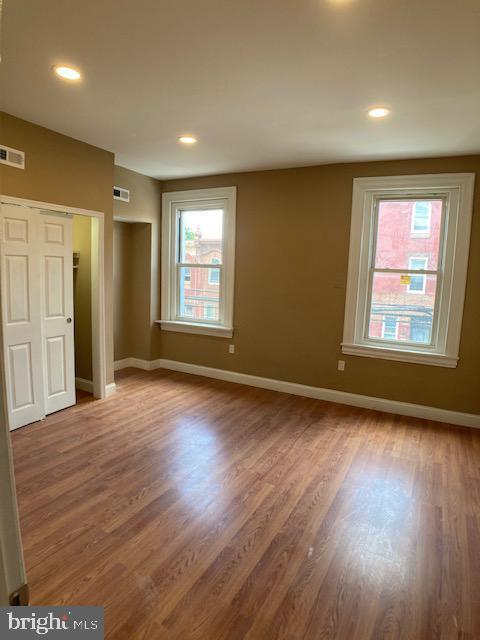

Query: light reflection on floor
left=335, top=460, right=417, bottom=586
left=170, top=418, right=225, bottom=511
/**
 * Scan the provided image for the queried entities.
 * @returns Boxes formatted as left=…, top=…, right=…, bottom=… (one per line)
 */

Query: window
left=411, top=201, right=431, bottom=234
left=208, top=258, right=221, bottom=285
left=407, top=257, right=428, bottom=294
left=160, top=187, right=236, bottom=337
left=382, top=316, right=399, bottom=340
left=410, top=318, right=430, bottom=344
left=204, top=305, right=215, bottom=320
left=342, top=174, right=475, bottom=367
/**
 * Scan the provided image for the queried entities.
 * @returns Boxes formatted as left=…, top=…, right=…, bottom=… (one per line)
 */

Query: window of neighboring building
left=342, top=174, right=475, bottom=367
left=411, top=201, right=431, bottom=234
left=160, top=187, right=236, bottom=338
left=208, top=258, right=221, bottom=285
left=382, top=316, right=398, bottom=340
left=410, top=318, right=431, bottom=344
left=204, top=305, right=215, bottom=320
left=407, top=257, right=428, bottom=294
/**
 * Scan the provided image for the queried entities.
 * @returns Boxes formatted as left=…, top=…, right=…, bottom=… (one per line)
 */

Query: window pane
left=368, top=272, right=437, bottom=345
left=178, top=267, right=220, bottom=321
left=179, top=209, right=223, bottom=265
left=374, top=200, right=442, bottom=270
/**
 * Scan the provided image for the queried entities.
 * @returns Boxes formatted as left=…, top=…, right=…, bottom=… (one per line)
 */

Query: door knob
left=66, top=317, right=72, bottom=323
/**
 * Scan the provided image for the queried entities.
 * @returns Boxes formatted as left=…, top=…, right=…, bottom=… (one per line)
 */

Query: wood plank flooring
left=11, top=367, right=480, bottom=639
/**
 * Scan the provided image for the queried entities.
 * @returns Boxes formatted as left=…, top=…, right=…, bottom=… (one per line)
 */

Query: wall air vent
left=113, top=186, right=130, bottom=203
left=0, top=145, right=25, bottom=169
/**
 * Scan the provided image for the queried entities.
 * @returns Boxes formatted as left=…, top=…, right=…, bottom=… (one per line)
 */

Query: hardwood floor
left=11, top=367, right=480, bottom=639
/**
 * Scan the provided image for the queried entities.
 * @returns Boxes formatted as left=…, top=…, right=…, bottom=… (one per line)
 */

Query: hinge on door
left=9, top=583, right=29, bottom=606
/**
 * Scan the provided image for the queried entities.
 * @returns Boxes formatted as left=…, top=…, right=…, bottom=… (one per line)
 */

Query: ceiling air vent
left=0, top=145, right=25, bottom=169
left=113, top=186, right=130, bottom=203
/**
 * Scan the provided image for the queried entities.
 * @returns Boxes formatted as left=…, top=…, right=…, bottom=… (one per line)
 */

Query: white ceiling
left=1, top=0, right=479, bottom=179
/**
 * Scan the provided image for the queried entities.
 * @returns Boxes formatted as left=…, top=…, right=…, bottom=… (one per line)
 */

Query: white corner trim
left=148, top=359, right=478, bottom=429
left=75, top=377, right=93, bottom=393
left=105, top=382, right=116, bottom=397
left=156, top=320, right=233, bottom=338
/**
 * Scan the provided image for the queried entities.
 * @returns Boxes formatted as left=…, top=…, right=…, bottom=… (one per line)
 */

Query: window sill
left=341, top=343, right=458, bottom=368
left=156, top=320, right=233, bottom=338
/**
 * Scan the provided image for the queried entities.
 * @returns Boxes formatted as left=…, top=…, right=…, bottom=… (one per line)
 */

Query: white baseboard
left=75, top=377, right=93, bottom=393
left=114, top=357, right=155, bottom=371
left=105, top=382, right=116, bottom=397
left=113, top=357, right=480, bottom=429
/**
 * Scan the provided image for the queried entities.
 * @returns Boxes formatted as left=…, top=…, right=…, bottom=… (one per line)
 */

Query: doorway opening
left=113, top=218, right=152, bottom=367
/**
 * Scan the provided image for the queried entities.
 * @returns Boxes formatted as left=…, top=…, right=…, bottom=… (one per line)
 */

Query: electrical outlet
left=337, top=360, right=345, bottom=371
left=229, top=344, right=235, bottom=354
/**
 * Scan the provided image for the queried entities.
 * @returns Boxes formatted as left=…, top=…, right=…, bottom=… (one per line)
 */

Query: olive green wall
left=162, top=156, right=480, bottom=414
left=73, top=215, right=92, bottom=381
left=113, top=221, right=133, bottom=361
left=0, top=112, right=115, bottom=384
left=113, top=166, right=161, bottom=361
left=2, top=111, right=478, bottom=414
left=113, top=220, right=152, bottom=362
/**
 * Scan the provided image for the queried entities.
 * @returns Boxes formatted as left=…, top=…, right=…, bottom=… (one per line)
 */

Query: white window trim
left=407, top=257, right=428, bottom=294
left=411, top=201, right=432, bottom=235
left=160, top=187, right=236, bottom=338
left=342, top=173, right=475, bottom=368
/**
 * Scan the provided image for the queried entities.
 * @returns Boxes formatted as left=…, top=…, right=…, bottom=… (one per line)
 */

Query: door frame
left=0, top=195, right=107, bottom=401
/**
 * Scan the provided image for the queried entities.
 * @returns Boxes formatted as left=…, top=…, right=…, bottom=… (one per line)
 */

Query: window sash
left=366, top=272, right=440, bottom=348
left=175, top=263, right=224, bottom=324
left=165, top=193, right=235, bottom=329
left=362, top=195, right=446, bottom=350
left=174, top=204, right=226, bottom=325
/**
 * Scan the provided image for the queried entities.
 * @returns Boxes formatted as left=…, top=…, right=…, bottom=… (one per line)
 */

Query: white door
left=0, top=205, right=45, bottom=429
left=38, top=211, right=76, bottom=415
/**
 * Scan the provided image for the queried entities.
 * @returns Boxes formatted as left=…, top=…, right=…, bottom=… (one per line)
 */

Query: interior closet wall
left=113, top=220, right=152, bottom=362
left=113, top=221, right=133, bottom=361
left=72, top=215, right=92, bottom=381
left=129, top=223, right=152, bottom=361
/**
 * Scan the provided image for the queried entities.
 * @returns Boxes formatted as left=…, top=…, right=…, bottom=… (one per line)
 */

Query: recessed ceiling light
left=178, top=136, right=197, bottom=144
left=368, top=107, right=391, bottom=119
left=54, top=65, right=81, bottom=81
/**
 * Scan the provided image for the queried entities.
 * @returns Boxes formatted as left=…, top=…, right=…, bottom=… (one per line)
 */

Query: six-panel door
left=0, top=205, right=76, bottom=429
left=1, top=205, right=45, bottom=429
left=39, top=212, right=76, bottom=415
